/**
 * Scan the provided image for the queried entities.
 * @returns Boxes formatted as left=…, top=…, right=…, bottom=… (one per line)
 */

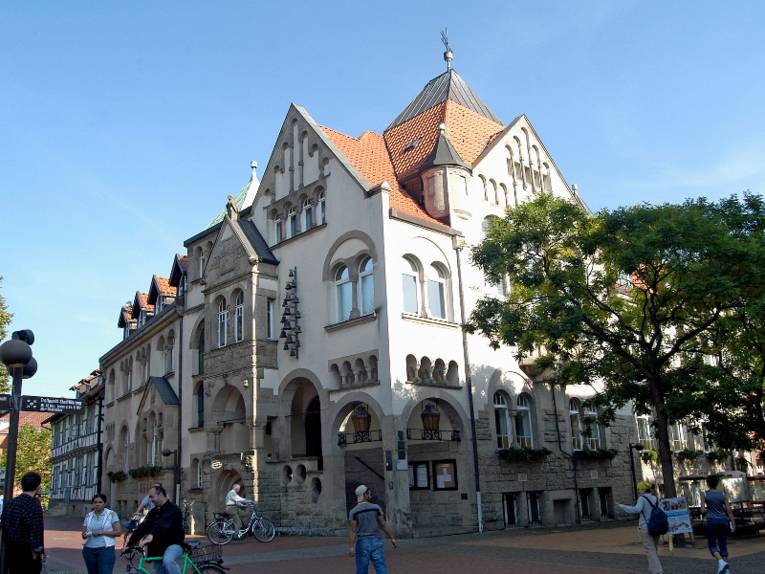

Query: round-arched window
left=359, top=257, right=374, bottom=316
left=335, top=265, right=352, bottom=321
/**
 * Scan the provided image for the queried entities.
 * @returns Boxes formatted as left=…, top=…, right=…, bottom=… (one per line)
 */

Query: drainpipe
left=453, top=236, right=483, bottom=533
left=175, top=289, right=185, bottom=504
left=550, top=384, right=580, bottom=524
left=96, top=384, right=105, bottom=494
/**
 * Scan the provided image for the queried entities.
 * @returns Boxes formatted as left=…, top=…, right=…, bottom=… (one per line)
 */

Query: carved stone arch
left=322, top=230, right=377, bottom=281
left=412, top=235, right=453, bottom=277
left=329, top=392, right=386, bottom=434
left=277, top=368, right=326, bottom=407
left=400, top=391, right=469, bottom=434
left=188, top=314, right=205, bottom=349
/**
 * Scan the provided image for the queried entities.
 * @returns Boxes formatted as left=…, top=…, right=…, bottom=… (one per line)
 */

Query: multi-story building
left=100, top=53, right=660, bottom=535
left=47, top=370, right=104, bottom=515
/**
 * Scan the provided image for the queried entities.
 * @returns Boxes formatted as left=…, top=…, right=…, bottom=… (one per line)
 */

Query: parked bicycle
left=122, top=541, right=227, bottom=574
left=206, top=501, right=276, bottom=545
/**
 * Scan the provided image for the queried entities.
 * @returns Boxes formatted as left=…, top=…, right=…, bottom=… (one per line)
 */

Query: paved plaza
left=41, top=517, right=764, bottom=574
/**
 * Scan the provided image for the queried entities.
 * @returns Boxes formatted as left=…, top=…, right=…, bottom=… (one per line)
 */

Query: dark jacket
left=0, top=493, right=44, bottom=552
left=129, top=499, right=184, bottom=556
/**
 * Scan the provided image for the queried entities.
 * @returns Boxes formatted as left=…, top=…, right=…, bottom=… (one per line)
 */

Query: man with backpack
left=618, top=481, right=667, bottom=574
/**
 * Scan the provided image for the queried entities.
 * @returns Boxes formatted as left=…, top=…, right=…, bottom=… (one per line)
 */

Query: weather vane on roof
left=441, top=28, right=453, bottom=70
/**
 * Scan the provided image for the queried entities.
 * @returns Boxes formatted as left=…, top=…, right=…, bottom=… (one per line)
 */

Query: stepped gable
left=320, top=126, right=449, bottom=229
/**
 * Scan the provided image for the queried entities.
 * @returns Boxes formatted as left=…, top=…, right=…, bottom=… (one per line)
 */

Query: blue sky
left=2, top=1, right=764, bottom=397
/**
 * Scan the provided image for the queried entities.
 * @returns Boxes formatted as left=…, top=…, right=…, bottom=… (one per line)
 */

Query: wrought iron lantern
left=421, top=402, right=441, bottom=440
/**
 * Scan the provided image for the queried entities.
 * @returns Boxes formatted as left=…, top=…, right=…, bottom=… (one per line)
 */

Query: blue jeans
left=706, top=516, right=730, bottom=558
left=355, top=537, right=387, bottom=574
left=82, top=546, right=116, bottom=574
left=153, top=544, right=183, bottom=574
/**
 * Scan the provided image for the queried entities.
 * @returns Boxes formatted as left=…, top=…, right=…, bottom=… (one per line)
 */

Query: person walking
left=0, top=471, right=45, bottom=574
left=224, top=483, right=250, bottom=538
left=348, top=485, right=397, bottom=574
left=82, top=493, right=121, bottom=574
left=701, top=474, right=736, bottom=573
left=128, top=485, right=185, bottom=574
left=617, top=481, right=664, bottom=574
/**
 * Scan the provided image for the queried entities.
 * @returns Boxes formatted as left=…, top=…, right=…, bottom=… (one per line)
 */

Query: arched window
left=126, top=359, right=133, bottom=392
left=584, top=404, right=604, bottom=449
left=288, top=207, right=298, bottom=238
left=516, top=394, right=533, bottom=448
left=197, top=326, right=205, bottom=375
left=121, top=427, right=129, bottom=472
left=164, top=332, right=174, bottom=373
left=234, top=291, right=244, bottom=342
left=303, top=198, right=313, bottom=229
left=427, top=264, right=447, bottom=319
left=142, top=350, right=149, bottom=383
left=197, top=246, right=205, bottom=279
left=195, top=383, right=205, bottom=428
left=402, top=257, right=419, bottom=314
left=335, top=265, right=352, bottom=322
left=493, top=391, right=512, bottom=449
left=274, top=218, right=283, bottom=243
left=569, top=399, right=583, bottom=450
left=217, top=298, right=227, bottom=348
left=359, top=257, right=374, bottom=316
left=318, top=192, right=326, bottom=224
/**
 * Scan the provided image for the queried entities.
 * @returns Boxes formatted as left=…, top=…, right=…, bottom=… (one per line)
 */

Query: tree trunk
left=650, top=380, right=677, bottom=498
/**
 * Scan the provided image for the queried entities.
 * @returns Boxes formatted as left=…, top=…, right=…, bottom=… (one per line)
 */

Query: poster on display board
left=659, top=496, right=693, bottom=535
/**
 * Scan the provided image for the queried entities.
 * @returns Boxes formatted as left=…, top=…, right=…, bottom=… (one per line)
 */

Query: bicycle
left=206, top=501, right=276, bottom=545
left=121, top=542, right=227, bottom=574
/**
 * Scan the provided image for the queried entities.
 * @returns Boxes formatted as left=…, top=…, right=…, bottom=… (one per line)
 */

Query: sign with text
left=659, top=496, right=693, bottom=535
left=21, top=395, right=83, bottom=413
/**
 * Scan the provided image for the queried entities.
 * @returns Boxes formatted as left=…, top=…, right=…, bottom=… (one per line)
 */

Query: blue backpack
left=642, top=495, right=669, bottom=536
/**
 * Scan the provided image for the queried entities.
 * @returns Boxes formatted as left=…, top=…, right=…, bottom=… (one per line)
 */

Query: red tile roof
left=321, top=125, right=451, bottom=229
left=154, top=276, right=177, bottom=297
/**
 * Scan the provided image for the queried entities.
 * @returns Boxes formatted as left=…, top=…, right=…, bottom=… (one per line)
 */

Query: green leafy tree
left=1, top=423, right=52, bottom=497
left=0, top=276, right=12, bottom=393
left=467, top=193, right=760, bottom=497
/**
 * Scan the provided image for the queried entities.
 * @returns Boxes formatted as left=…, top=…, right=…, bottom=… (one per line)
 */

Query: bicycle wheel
left=196, top=564, right=227, bottom=574
left=252, top=516, right=276, bottom=542
left=206, top=519, right=234, bottom=545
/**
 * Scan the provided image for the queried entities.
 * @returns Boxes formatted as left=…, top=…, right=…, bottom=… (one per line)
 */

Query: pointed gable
left=147, top=275, right=176, bottom=306
left=169, top=253, right=187, bottom=289
left=117, top=303, right=134, bottom=328
left=131, top=291, right=154, bottom=319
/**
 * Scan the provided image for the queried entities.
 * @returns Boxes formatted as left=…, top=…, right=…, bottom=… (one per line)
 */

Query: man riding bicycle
left=224, top=484, right=250, bottom=538
left=128, top=485, right=185, bottom=574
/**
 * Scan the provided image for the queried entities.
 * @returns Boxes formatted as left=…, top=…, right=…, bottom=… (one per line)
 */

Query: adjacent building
left=47, top=370, right=105, bottom=516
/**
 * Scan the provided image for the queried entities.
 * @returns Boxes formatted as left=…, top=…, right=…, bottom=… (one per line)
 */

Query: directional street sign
left=21, top=395, right=83, bottom=413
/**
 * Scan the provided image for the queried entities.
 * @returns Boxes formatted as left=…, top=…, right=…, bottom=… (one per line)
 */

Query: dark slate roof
left=387, top=69, right=501, bottom=130
left=147, top=377, right=179, bottom=405
left=183, top=221, right=222, bottom=247
left=238, top=219, right=278, bottom=265
left=425, top=131, right=469, bottom=169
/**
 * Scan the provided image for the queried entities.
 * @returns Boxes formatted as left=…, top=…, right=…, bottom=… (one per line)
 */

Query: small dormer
left=132, top=291, right=154, bottom=328
left=148, top=275, right=177, bottom=316
left=169, top=254, right=188, bottom=298
left=117, top=302, right=136, bottom=340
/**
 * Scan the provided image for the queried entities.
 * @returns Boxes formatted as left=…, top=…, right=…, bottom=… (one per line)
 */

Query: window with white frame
left=493, top=391, right=512, bottom=449
left=303, top=199, right=313, bottom=229
left=156, top=297, right=163, bottom=314
left=335, top=265, right=352, bottom=322
left=275, top=218, right=283, bottom=243
left=318, top=192, right=326, bottom=224
left=234, top=291, right=244, bottom=342
left=515, top=394, right=533, bottom=448
left=402, top=257, right=419, bottom=314
left=288, top=208, right=298, bottom=238
left=670, top=423, right=687, bottom=450
left=217, top=298, right=227, bottom=347
left=198, top=247, right=206, bottom=279
left=636, top=414, right=656, bottom=449
left=427, top=264, right=447, bottom=319
left=267, top=298, right=275, bottom=339
left=142, top=355, right=149, bottom=383
left=359, top=257, right=374, bottom=316
left=584, top=405, right=604, bottom=449
left=569, top=399, right=583, bottom=450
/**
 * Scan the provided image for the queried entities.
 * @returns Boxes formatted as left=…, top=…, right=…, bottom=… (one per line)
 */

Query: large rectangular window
left=408, top=461, right=430, bottom=490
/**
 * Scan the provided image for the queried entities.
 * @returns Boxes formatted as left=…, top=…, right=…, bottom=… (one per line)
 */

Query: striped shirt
left=349, top=502, right=383, bottom=539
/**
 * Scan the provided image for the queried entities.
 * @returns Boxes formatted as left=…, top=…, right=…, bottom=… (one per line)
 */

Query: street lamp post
left=628, top=442, right=645, bottom=501
left=0, top=329, right=37, bottom=574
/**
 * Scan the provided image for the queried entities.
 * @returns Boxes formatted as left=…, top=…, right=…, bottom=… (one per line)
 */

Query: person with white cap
left=348, top=484, right=397, bottom=573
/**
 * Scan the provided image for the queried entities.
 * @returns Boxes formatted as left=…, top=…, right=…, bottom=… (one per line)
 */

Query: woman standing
left=82, top=493, right=121, bottom=574
left=617, top=482, right=664, bottom=574
left=701, top=474, right=736, bottom=573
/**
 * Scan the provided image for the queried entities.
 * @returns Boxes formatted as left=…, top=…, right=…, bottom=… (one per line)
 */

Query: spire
left=425, top=123, right=469, bottom=169
left=441, top=29, right=453, bottom=71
